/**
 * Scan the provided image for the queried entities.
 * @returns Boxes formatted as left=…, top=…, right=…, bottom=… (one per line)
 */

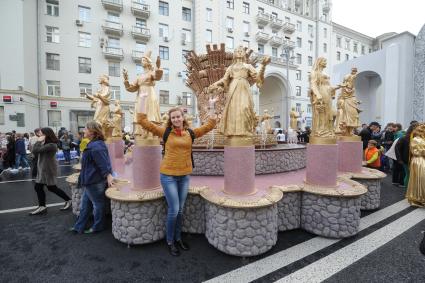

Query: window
left=78, top=32, right=91, bottom=47
left=107, top=11, right=120, bottom=23
left=296, top=70, right=301, bottom=80
left=46, top=0, right=59, bottom=16
left=182, top=29, right=192, bottom=43
left=243, top=2, right=250, bottom=14
left=308, top=40, right=313, bottom=51
left=46, top=53, right=60, bottom=70
left=206, top=29, right=212, bottom=42
left=0, top=106, right=4, bottom=125
left=296, top=37, right=302, bottom=48
left=271, top=12, right=278, bottom=19
left=258, top=7, right=264, bottom=14
left=159, top=46, right=169, bottom=60
left=182, top=92, right=192, bottom=106
left=226, top=17, right=234, bottom=29
left=226, top=36, right=234, bottom=49
left=296, top=103, right=301, bottom=112
left=206, top=8, right=212, bottom=21
left=258, top=44, right=264, bottom=54
left=337, top=51, right=341, bottom=61
left=296, top=53, right=301, bottom=64
left=353, top=42, right=358, bottom=53
left=323, top=43, right=327, bottom=52
left=159, top=1, right=169, bottom=16
left=308, top=25, right=313, bottom=36
left=108, top=37, right=120, bottom=48
left=182, top=7, right=191, bottom=21
left=161, top=68, right=169, bottom=82
left=307, top=104, right=312, bottom=114
left=78, top=57, right=91, bottom=73
left=159, top=23, right=169, bottom=38
left=336, top=37, right=341, bottom=48
left=243, top=21, right=250, bottom=34
left=345, top=54, right=349, bottom=61
left=361, top=45, right=365, bottom=55
left=46, top=80, right=61, bottom=96
left=308, top=56, right=313, bottom=66
left=182, top=50, right=190, bottom=63
left=108, top=61, right=120, bottom=77
left=272, top=47, right=278, bottom=57
left=323, top=28, right=327, bottom=38
left=110, top=86, right=120, bottom=100
left=136, top=18, right=146, bottom=27
left=135, top=42, right=146, bottom=52
left=46, top=26, right=59, bottom=43
left=160, top=90, right=169, bottom=104
left=345, top=39, right=350, bottom=50
left=79, top=83, right=92, bottom=97
left=296, top=87, right=301, bottom=96
left=48, top=110, right=61, bottom=127
left=243, top=40, right=250, bottom=47
left=227, top=0, right=234, bottom=9
left=78, top=6, right=90, bottom=22
left=296, top=21, right=302, bottom=31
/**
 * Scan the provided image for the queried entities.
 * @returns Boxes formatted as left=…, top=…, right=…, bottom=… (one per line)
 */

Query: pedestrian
left=71, top=121, right=113, bottom=234
left=60, top=132, right=72, bottom=164
left=30, top=128, right=41, bottom=178
left=137, top=106, right=216, bottom=256
left=3, top=135, right=15, bottom=170
left=364, top=140, right=381, bottom=169
left=29, top=127, right=71, bottom=215
left=359, top=122, right=379, bottom=149
left=15, top=133, right=30, bottom=170
left=276, top=130, right=285, bottom=143
left=396, top=123, right=419, bottom=188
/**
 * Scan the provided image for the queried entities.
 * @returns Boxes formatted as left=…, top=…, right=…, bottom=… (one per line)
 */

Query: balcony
left=132, top=50, right=144, bottom=63
left=323, top=3, right=331, bottom=13
left=103, top=47, right=124, bottom=60
left=101, top=0, right=123, bottom=12
left=255, top=31, right=270, bottom=44
left=131, top=26, right=151, bottom=42
left=270, top=56, right=297, bottom=68
left=282, top=22, right=296, bottom=34
left=256, top=12, right=271, bottom=27
left=131, top=1, right=150, bottom=19
left=282, top=39, right=295, bottom=50
left=270, top=35, right=284, bottom=47
left=270, top=17, right=284, bottom=31
left=102, top=20, right=123, bottom=36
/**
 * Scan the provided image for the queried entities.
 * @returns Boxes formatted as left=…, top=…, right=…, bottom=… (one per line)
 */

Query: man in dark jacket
left=15, top=134, right=30, bottom=169
left=359, top=122, right=380, bottom=149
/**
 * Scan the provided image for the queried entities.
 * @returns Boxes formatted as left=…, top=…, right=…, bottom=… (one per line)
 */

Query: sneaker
left=9, top=169, right=19, bottom=174
left=83, top=228, right=96, bottom=234
left=23, top=167, right=31, bottom=171
left=61, top=200, right=72, bottom=211
left=29, top=206, right=47, bottom=215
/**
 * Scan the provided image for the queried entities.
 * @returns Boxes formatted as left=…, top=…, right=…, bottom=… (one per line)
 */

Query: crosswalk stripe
left=0, top=202, right=64, bottom=214
left=204, top=199, right=411, bottom=283
left=275, top=208, right=425, bottom=283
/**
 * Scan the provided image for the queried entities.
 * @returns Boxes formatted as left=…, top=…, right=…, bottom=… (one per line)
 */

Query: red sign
left=3, top=95, right=12, bottom=103
left=50, top=101, right=58, bottom=108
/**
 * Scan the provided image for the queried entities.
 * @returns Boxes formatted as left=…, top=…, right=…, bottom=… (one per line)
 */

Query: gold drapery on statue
left=86, top=75, right=112, bottom=137
left=406, top=125, right=425, bottom=207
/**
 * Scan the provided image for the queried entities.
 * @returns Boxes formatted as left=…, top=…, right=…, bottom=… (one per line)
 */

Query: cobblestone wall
left=182, top=194, right=205, bottom=234
left=277, top=192, right=301, bottom=231
left=353, top=179, right=381, bottom=210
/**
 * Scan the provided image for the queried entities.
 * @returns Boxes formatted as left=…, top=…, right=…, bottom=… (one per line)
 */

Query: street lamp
left=280, top=43, right=294, bottom=130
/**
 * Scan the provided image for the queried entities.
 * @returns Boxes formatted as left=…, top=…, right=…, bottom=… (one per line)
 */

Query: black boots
left=176, top=240, right=190, bottom=251
left=167, top=242, right=180, bottom=256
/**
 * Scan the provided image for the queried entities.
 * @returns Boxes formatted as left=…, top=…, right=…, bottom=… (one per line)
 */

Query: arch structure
left=254, top=70, right=291, bottom=131
left=332, top=32, right=415, bottom=127
left=413, top=24, right=425, bottom=121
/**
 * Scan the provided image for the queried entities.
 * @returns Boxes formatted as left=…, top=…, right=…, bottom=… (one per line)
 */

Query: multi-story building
left=0, top=0, right=381, bottom=133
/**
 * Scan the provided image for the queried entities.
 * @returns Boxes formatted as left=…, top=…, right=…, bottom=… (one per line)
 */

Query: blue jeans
left=160, top=173, right=190, bottom=243
left=15, top=153, right=29, bottom=168
left=73, top=182, right=106, bottom=233
left=63, top=149, right=71, bottom=162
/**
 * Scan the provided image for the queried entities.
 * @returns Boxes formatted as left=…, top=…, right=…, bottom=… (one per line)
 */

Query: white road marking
left=0, top=175, right=69, bottom=184
left=0, top=202, right=64, bottom=214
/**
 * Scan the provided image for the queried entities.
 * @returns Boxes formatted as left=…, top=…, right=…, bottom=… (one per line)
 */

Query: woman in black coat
left=29, top=127, right=71, bottom=215
left=3, top=135, right=16, bottom=169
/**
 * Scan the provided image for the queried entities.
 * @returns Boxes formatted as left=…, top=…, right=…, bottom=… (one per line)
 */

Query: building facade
left=0, top=0, right=378, bottom=133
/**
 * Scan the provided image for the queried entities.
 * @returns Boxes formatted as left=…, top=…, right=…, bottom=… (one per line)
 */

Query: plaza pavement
left=0, top=162, right=424, bottom=283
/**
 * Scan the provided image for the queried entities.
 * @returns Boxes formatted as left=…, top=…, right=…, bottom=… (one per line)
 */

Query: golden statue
left=86, top=75, right=111, bottom=130
left=289, top=107, right=300, bottom=130
left=261, top=109, right=273, bottom=134
left=186, top=114, right=194, bottom=128
left=335, top=68, right=361, bottom=136
left=208, top=46, right=270, bottom=137
left=406, top=124, right=425, bottom=207
left=123, top=50, right=162, bottom=137
left=309, top=58, right=341, bottom=139
left=161, top=112, right=169, bottom=127
left=111, top=100, right=123, bottom=137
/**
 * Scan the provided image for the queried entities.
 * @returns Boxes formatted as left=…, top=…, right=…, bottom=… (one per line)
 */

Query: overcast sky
left=331, top=0, right=425, bottom=37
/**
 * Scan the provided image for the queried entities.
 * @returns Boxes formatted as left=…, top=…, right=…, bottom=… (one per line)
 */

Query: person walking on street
left=60, top=132, right=72, bottom=164
left=15, top=133, right=30, bottom=170
left=29, top=127, right=71, bottom=215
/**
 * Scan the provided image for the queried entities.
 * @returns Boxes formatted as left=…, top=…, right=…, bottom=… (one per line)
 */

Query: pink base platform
left=306, top=144, right=338, bottom=187
left=338, top=140, right=363, bottom=173
left=224, top=145, right=256, bottom=195
left=132, top=145, right=162, bottom=191
left=113, top=140, right=124, bottom=159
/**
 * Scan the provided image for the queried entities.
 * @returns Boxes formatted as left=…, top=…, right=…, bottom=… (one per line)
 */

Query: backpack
left=163, top=127, right=196, bottom=168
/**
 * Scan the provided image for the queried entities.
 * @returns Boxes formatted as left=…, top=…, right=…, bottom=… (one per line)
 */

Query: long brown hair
left=40, top=127, right=58, bottom=144
left=166, top=107, right=189, bottom=129
left=86, top=121, right=105, bottom=141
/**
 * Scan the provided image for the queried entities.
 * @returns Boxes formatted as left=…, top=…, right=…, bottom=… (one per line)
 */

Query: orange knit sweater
left=138, top=114, right=216, bottom=176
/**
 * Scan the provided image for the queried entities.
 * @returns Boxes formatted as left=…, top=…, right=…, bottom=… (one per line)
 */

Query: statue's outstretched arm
left=154, top=56, right=163, bottom=81
left=123, top=68, right=139, bottom=92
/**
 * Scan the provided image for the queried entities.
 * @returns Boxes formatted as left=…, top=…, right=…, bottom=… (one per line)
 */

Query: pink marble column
left=132, top=145, right=162, bottom=191
left=306, top=144, right=338, bottom=187
left=338, top=140, right=363, bottom=173
left=106, top=141, right=116, bottom=171
left=113, top=139, right=124, bottom=159
left=224, top=146, right=256, bottom=195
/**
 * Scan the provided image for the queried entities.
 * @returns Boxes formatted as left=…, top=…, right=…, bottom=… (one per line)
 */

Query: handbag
left=420, top=231, right=425, bottom=256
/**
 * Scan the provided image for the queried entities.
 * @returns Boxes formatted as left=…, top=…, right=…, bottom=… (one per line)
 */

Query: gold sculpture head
left=141, top=50, right=154, bottom=70
left=99, top=74, right=109, bottom=86
left=312, top=57, right=327, bottom=72
left=263, top=109, right=268, bottom=114
left=233, top=46, right=247, bottom=62
left=351, top=67, right=358, bottom=74
left=115, top=100, right=120, bottom=105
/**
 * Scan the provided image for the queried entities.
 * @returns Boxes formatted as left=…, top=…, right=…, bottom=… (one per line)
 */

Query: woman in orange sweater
left=138, top=102, right=216, bottom=256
